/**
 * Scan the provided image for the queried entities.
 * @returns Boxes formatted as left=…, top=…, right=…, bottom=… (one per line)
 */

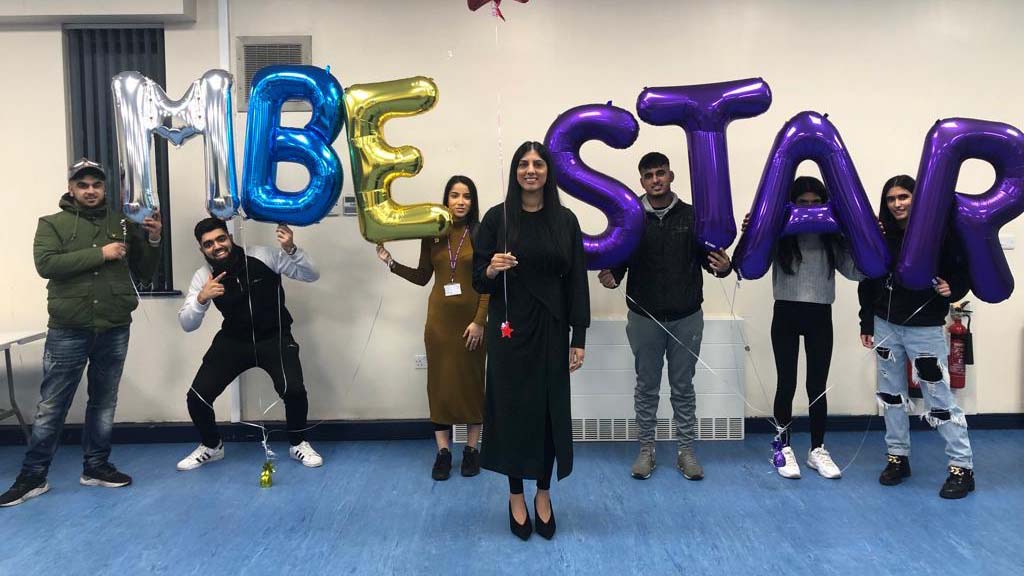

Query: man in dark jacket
left=598, top=152, right=731, bottom=481
left=0, top=158, right=161, bottom=507
left=175, top=217, right=322, bottom=471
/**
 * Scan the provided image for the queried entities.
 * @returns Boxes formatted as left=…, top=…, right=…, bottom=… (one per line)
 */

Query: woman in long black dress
left=472, top=141, right=590, bottom=541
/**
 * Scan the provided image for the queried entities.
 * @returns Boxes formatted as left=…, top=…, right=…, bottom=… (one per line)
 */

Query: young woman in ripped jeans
left=857, top=174, right=974, bottom=499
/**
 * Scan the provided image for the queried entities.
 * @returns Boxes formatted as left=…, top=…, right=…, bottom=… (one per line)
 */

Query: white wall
left=1, top=0, right=1021, bottom=427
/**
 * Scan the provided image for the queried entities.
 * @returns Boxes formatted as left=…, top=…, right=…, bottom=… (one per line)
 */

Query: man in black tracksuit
left=598, top=152, right=732, bottom=481
left=175, top=217, right=323, bottom=471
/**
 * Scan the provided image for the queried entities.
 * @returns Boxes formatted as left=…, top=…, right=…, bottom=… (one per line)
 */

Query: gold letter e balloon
left=345, top=77, right=452, bottom=242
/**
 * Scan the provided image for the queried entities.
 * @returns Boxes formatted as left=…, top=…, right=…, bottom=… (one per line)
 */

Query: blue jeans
left=626, top=309, right=703, bottom=450
left=873, top=317, right=973, bottom=469
left=21, top=326, right=130, bottom=477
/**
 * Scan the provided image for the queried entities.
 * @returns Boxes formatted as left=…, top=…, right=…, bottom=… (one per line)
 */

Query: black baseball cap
left=68, top=158, right=107, bottom=181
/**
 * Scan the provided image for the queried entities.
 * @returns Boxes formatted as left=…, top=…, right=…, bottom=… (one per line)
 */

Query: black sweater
left=610, top=197, right=730, bottom=322
left=472, top=204, right=590, bottom=348
left=857, top=227, right=969, bottom=335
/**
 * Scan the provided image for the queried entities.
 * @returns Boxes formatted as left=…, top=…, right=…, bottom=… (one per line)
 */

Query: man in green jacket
left=0, top=158, right=161, bottom=507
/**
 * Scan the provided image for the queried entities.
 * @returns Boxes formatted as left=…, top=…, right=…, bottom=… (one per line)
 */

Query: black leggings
left=771, top=300, right=833, bottom=449
left=187, top=332, right=308, bottom=447
left=508, top=409, right=556, bottom=493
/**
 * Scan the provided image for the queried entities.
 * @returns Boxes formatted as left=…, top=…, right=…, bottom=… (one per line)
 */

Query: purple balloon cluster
left=545, top=78, right=772, bottom=269
left=545, top=81, right=1024, bottom=302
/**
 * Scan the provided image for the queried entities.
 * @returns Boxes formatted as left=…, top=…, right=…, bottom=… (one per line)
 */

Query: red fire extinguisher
left=907, top=301, right=973, bottom=390
left=946, top=302, right=972, bottom=389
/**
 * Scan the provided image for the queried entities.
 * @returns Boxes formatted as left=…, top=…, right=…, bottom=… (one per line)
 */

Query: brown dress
left=391, top=221, right=488, bottom=425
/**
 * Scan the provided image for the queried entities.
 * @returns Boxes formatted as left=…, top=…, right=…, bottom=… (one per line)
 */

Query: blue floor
left=0, top=430, right=1021, bottom=575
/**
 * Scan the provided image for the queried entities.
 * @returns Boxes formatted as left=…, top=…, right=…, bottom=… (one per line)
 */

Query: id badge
left=444, top=283, right=462, bottom=297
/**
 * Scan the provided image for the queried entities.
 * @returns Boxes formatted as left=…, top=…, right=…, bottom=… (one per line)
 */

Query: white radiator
left=455, top=316, right=746, bottom=442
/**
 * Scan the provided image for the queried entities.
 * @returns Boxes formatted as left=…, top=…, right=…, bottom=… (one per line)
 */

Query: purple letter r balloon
left=899, top=118, right=1024, bottom=303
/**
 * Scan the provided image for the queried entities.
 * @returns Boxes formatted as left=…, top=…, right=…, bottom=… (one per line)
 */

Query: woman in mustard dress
left=376, top=176, right=488, bottom=480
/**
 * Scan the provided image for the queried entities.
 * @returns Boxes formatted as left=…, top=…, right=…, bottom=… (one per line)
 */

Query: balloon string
left=495, top=20, right=510, bottom=327
left=718, top=277, right=778, bottom=417
left=717, top=258, right=938, bottom=472
left=616, top=285, right=781, bottom=429
left=351, top=263, right=386, bottom=386
left=237, top=219, right=274, bottom=462
left=121, top=217, right=157, bottom=325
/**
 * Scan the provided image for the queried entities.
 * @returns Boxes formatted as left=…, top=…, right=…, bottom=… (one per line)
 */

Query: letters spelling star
left=500, top=321, right=514, bottom=339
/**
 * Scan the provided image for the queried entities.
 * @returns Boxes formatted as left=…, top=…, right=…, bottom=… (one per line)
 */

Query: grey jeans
left=626, top=309, right=703, bottom=449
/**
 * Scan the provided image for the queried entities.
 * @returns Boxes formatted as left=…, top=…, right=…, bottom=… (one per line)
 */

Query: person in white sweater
left=746, top=176, right=863, bottom=480
left=175, top=217, right=323, bottom=471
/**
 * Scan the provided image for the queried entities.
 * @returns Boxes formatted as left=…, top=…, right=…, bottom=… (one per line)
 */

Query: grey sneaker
left=631, top=444, right=656, bottom=479
left=677, top=448, right=704, bottom=480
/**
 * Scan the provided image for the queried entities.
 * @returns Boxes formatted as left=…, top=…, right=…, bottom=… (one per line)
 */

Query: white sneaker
left=176, top=443, right=224, bottom=471
left=289, top=441, right=323, bottom=468
left=807, top=446, right=842, bottom=479
left=777, top=446, right=801, bottom=479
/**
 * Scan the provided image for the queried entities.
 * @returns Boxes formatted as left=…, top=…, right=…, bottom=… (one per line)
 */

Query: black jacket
left=610, top=196, right=730, bottom=322
left=857, top=227, right=969, bottom=335
left=209, top=245, right=293, bottom=340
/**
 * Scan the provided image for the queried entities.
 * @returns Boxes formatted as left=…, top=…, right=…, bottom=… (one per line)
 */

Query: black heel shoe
left=534, top=495, right=556, bottom=540
left=508, top=501, right=532, bottom=541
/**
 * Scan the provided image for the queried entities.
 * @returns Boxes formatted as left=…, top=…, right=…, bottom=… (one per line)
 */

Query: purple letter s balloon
left=733, top=112, right=889, bottom=280
left=242, top=65, right=344, bottom=226
left=898, top=118, right=1024, bottom=303
left=636, top=78, right=772, bottom=250
left=545, top=103, right=643, bottom=270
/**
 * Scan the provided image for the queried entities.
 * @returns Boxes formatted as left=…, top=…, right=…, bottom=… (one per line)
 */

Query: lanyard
left=447, top=227, right=469, bottom=283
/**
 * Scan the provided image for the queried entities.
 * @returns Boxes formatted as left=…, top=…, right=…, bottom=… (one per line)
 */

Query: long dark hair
left=879, top=174, right=915, bottom=234
left=776, top=176, right=838, bottom=276
left=442, top=175, right=480, bottom=236
left=503, top=141, right=568, bottom=258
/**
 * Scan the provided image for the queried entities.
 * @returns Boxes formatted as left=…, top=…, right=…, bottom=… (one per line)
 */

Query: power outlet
left=999, top=233, right=1015, bottom=250
left=413, top=354, right=428, bottom=369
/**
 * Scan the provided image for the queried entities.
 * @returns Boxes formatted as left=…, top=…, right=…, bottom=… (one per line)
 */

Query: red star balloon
left=467, top=0, right=528, bottom=21
left=500, top=321, right=514, bottom=339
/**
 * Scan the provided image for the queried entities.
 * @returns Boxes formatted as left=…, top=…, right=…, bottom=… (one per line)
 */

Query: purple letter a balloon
left=636, top=78, right=772, bottom=250
left=898, top=118, right=1024, bottom=303
left=733, top=112, right=889, bottom=280
left=545, top=103, right=643, bottom=270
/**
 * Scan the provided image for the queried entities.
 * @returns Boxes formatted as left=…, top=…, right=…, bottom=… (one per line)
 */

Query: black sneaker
left=461, top=446, right=481, bottom=477
left=879, top=454, right=911, bottom=486
left=431, top=448, right=452, bottom=481
left=0, top=473, right=49, bottom=507
left=80, top=463, right=132, bottom=488
left=939, top=466, right=975, bottom=499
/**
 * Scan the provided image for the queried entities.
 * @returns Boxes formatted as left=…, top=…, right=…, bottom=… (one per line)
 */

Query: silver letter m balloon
left=111, top=69, right=239, bottom=222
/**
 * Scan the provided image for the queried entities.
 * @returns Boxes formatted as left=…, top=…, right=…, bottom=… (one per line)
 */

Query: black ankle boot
left=939, top=466, right=975, bottom=499
left=879, top=454, right=911, bottom=486
left=431, top=448, right=452, bottom=481
left=461, top=446, right=480, bottom=477
left=509, top=501, right=532, bottom=541
left=534, top=494, right=556, bottom=540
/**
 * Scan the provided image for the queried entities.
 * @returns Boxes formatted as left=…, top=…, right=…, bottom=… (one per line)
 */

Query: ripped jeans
left=873, top=317, right=973, bottom=469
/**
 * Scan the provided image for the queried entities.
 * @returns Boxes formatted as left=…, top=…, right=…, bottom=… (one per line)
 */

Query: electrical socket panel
left=414, top=355, right=428, bottom=369
left=999, top=233, right=1015, bottom=250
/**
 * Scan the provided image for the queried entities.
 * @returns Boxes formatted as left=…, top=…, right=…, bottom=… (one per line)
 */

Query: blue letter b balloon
left=242, top=65, right=344, bottom=226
